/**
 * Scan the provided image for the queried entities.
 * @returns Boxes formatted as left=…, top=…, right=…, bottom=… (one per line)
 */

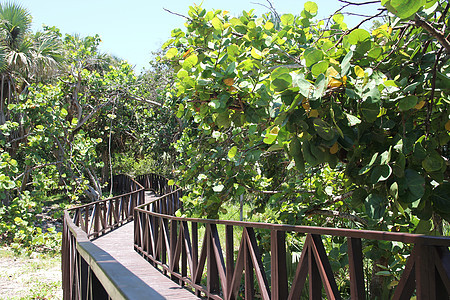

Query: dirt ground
left=0, top=248, right=62, bottom=300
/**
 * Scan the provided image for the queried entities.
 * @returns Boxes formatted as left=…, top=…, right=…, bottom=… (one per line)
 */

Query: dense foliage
left=164, top=0, right=450, bottom=236
left=0, top=3, right=175, bottom=252
left=161, top=1, right=450, bottom=295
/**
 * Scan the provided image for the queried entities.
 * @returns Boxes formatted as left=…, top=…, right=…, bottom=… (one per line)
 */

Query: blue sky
left=18, top=0, right=380, bottom=72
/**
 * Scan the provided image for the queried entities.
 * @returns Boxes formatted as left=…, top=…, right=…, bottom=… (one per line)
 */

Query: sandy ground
left=0, top=248, right=62, bottom=300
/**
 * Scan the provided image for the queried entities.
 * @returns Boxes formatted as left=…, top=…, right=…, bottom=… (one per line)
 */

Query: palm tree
left=0, top=2, right=64, bottom=124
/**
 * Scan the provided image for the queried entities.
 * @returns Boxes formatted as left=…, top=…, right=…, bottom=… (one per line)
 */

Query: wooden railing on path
left=134, top=174, right=450, bottom=300
left=62, top=174, right=145, bottom=299
left=63, top=173, right=450, bottom=300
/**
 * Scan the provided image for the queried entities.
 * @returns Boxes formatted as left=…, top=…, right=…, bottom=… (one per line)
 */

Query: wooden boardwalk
left=91, top=192, right=199, bottom=300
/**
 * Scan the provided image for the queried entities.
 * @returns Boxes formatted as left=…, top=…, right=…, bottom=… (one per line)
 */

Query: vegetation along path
left=1, top=0, right=450, bottom=299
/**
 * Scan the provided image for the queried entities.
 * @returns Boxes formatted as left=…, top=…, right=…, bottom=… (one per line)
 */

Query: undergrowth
left=0, top=192, right=69, bottom=255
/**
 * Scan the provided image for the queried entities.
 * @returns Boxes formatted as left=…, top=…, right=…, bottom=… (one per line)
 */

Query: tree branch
left=415, top=14, right=450, bottom=52
left=335, top=9, right=386, bottom=45
left=16, top=161, right=64, bottom=180
left=337, top=0, right=379, bottom=5
left=163, top=8, right=191, bottom=20
left=126, top=94, right=163, bottom=107
left=7, top=132, right=31, bottom=145
left=74, top=98, right=115, bottom=131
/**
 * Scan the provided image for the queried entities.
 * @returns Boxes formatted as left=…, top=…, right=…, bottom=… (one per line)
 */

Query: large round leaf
left=365, top=193, right=387, bottom=220
left=182, top=54, right=198, bottom=70
left=271, top=67, right=292, bottom=92
left=313, top=118, right=335, bottom=141
left=280, top=14, right=294, bottom=25
left=311, top=60, right=329, bottom=77
left=384, top=0, right=426, bottom=19
left=304, top=1, right=318, bottom=16
left=422, top=151, right=444, bottom=172
left=289, top=136, right=305, bottom=173
left=304, top=48, right=323, bottom=67
left=431, top=183, right=450, bottom=214
left=398, top=95, right=418, bottom=111
left=370, top=165, right=392, bottom=184
left=405, top=169, right=425, bottom=198
left=348, top=29, right=370, bottom=45
left=360, top=100, right=380, bottom=122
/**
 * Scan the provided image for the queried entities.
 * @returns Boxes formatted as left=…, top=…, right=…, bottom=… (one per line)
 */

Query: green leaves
left=313, top=118, right=335, bottom=141
left=383, top=0, right=425, bottom=19
left=332, top=14, right=344, bottom=24
left=263, top=126, right=279, bottom=144
left=211, top=17, right=224, bottom=31
left=289, top=136, right=305, bottom=173
left=370, top=165, right=392, bottom=184
left=360, top=100, right=380, bottom=122
left=304, top=48, right=323, bottom=68
left=182, top=53, right=198, bottom=70
left=164, top=2, right=450, bottom=229
left=422, top=151, right=445, bottom=173
left=398, top=95, right=418, bottom=111
left=165, top=48, right=178, bottom=59
left=341, top=51, right=353, bottom=76
left=431, top=183, right=450, bottom=214
left=228, top=146, right=237, bottom=159
left=311, top=60, right=329, bottom=77
left=250, top=47, right=263, bottom=60
left=405, top=169, right=425, bottom=199
left=271, top=67, right=292, bottom=92
left=304, top=2, right=318, bottom=15
left=280, top=14, right=294, bottom=26
left=365, top=193, right=386, bottom=220
left=347, top=29, right=370, bottom=44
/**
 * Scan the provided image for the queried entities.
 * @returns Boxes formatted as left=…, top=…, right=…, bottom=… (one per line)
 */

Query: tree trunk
left=101, top=149, right=109, bottom=185
left=0, top=74, right=9, bottom=126
left=433, top=212, right=443, bottom=235
left=370, top=256, right=388, bottom=299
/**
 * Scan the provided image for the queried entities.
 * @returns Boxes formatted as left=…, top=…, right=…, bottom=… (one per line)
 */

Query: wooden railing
left=62, top=174, right=145, bottom=299
left=62, top=173, right=450, bottom=299
left=134, top=174, right=450, bottom=300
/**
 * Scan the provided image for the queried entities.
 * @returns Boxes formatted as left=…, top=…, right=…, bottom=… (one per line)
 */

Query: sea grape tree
left=163, top=0, right=449, bottom=234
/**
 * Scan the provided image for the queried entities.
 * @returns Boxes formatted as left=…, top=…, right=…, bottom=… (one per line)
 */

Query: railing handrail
left=134, top=206, right=450, bottom=246
left=67, top=175, right=145, bottom=212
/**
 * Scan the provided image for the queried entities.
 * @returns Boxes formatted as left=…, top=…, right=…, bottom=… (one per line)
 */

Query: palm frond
left=0, top=2, right=32, bottom=48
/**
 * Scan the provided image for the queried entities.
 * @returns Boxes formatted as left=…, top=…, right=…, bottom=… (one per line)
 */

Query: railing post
left=207, top=224, right=220, bottom=296
left=244, top=228, right=255, bottom=299
left=348, top=237, right=365, bottom=300
left=226, top=225, right=234, bottom=300
left=271, top=230, right=288, bottom=300
left=192, top=222, right=200, bottom=297
left=170, top=219, right=179, bottom=281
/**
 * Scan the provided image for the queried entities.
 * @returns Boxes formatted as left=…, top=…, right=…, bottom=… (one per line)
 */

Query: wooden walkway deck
left=91, top=192, right=199, bottom=300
